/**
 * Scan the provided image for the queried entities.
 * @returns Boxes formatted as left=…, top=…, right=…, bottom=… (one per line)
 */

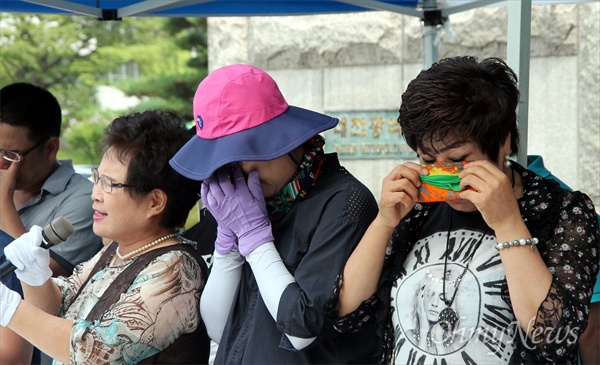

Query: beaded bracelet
left=495, top=237, right=539, bottom=252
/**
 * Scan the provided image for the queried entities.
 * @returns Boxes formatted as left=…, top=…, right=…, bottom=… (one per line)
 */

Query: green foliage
left=1, top=13, right=208, bottom=164
left=117, top=17, right=208, bottom=121
left=1, top=15, right=91, bottom=87
left=118, top=70, right=208, bottom=119
left=58, top=111, right=114, bottom=164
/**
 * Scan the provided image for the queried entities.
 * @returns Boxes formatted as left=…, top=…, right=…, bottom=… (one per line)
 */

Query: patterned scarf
left=267, top=135, right=325, bottom=222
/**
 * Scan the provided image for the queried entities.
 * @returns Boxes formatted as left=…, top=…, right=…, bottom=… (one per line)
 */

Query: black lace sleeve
left=324, top=205, right=430, bottom=336
left=525, top=191, right=600, bottom=362
left=323, top=271, right=383, bottom=333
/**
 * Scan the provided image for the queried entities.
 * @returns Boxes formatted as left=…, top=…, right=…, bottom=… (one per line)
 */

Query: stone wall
left=207, top=2, right=600, bottom=209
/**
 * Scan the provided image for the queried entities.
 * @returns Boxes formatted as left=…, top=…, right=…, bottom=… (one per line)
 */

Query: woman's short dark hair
left=398, top=56, right=520, bottom=162
left=103, top=110, right=201, bottom=229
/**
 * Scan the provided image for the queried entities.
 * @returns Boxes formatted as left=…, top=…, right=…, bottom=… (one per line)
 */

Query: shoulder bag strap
left=70, top=241, right=118, bottom=304
left=84, top=243, right=207, bottom=322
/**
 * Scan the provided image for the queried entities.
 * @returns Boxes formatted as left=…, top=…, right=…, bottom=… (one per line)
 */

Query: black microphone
left=0, top=216, right=75, bottom=280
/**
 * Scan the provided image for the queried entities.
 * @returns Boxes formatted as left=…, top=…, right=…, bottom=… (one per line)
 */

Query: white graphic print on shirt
left=390, top=226, right=517, bottom=364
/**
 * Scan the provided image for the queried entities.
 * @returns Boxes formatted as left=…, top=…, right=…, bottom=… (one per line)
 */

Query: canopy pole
left=507, top=0, right=532, bottom=166
left=421, top=0, right=439, bottom=69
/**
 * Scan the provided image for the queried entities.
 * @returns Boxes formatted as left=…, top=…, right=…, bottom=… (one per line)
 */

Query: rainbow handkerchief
left=417, top=161, right=467, bottom=202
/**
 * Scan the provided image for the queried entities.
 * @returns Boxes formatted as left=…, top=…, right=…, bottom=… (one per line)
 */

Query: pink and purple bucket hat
left=170, top=64, right=338, bottom=181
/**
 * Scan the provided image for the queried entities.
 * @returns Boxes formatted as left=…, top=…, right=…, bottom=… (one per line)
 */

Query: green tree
left=1, top=15, right=99, bottom=119
left=118, top=17, right=208, bottom=121
left=0, top=14, right=207, bottom=163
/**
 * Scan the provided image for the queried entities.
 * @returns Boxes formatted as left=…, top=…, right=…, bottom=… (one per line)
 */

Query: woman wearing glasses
left=0, top=110, right=209, bottom=364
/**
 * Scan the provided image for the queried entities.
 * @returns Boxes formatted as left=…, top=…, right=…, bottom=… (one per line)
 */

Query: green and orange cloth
left=417, top=161, right=471, bottom=202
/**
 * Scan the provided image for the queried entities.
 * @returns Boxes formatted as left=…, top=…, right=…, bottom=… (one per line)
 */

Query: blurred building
left=207, top=2, right=600, bottom=209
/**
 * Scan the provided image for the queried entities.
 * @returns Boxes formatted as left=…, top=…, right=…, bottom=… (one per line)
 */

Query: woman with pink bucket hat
left=169, top=64, right=380, bottom=363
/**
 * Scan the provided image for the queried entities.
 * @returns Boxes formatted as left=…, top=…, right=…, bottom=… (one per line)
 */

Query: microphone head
left=43, top=216, right=75, bottom=245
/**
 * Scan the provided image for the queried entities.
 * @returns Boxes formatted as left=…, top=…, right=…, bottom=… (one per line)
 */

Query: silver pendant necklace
left=439, top=211, right=489, bottom=332
left=439, top=165, right=512, bottom=331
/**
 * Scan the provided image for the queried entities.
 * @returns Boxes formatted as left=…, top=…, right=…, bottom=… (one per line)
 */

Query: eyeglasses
left=0, top=139, right=47, bottom=163
left=91, top=167, right=133, bottom=193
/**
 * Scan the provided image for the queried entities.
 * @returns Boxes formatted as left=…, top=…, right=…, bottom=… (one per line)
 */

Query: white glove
left=4, top=226, right=52, bottom=286
left=0, top=281, right=21, bottom=327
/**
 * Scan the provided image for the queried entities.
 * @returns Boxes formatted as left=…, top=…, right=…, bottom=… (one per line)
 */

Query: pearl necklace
left=116, top=233, right=178, bottom=261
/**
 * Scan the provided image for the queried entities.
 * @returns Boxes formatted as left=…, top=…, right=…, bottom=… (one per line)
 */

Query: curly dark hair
left=398, top=56, right=520, bottom=163
left=103, top=110, right=201, bottom=229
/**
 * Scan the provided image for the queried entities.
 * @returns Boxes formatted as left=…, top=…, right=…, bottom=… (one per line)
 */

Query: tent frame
left=343, top=0, right=532, bottom=164
left=14, top=0, right=534, bottom=163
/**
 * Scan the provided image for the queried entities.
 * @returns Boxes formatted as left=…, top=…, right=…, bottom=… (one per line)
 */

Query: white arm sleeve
left=200, top=249, right=244, bottom=344
left=246, top=242, right=317, bottom=350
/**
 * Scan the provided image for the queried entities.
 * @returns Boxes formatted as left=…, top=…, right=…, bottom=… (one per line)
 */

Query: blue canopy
left=0, top=0, right=420, bottom=20
left=0, top=0, right=541, bottom=163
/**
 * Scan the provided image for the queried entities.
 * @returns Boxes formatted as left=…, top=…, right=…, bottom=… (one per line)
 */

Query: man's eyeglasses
left=91, top=167, right=133, bottom=193
left=0, top=139, right=47, bottom=163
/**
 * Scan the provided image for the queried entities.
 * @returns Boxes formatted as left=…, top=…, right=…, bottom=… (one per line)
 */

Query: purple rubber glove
left=201, top=181, right=238, bottom=255
left=215, top=223, right=238, bottom=255
left=201, top=165, right=274, bottom=256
